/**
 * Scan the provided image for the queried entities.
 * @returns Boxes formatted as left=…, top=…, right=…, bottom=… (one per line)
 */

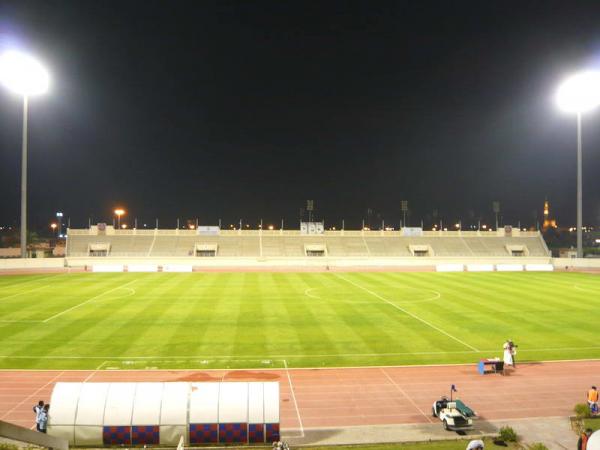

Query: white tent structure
left=47, top=382, right=279, bottom=446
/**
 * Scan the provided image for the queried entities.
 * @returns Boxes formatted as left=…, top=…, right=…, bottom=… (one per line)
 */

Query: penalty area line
left=43, top=279, right=138, bottom=323
left=334, top=274, right=480, bottom=352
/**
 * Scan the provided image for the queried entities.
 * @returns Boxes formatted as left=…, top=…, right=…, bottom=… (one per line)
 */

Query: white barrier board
left=128, top=264, right=158, bottom=272
left=92, top=264, right=124, bottom=272
left=466, top=264, right=494, bottom=272
left=525, top=264, right=554, bottom=272
left=436, top=264, right=464, bottom=272
left=496, top=264, right=523, bottom=272
left=162, top=264, right=192, bottom=273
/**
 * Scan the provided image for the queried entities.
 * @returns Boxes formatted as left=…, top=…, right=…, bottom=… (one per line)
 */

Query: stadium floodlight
left=555, top=70, right=600, bottom=258
left=556, top=71, right=600, bottom=114
left=0, top=51, right=49, bottom=96
left=114, top=208, right=125, bottom=228
left=0, top=51, right=50, bottom=258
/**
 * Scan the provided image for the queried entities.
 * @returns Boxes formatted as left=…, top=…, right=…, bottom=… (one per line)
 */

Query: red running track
left=1, top=360, right=598, bottom=433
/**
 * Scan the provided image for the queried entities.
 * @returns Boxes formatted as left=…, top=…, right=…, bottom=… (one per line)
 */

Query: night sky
left=1, top=1, right=600, bottom=231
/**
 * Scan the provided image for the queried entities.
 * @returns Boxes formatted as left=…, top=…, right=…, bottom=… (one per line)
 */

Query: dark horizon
left=1, top=1, right=600, bottom=232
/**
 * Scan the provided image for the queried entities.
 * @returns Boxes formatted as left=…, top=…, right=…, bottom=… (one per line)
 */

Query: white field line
left=380, top=367, right=434, bottom=423
left=574, top=284, right=600, bottom=294
left=0, top=371, right=65, bottom=421
left=335, top=274, right=479, bottom=352
left=2, top=346, right=600, bottom=361
left=89, top=287, right=136, bottom=303
left=94, top=360, right=108, bottom=371
left=0, top=320, right=43, bottom=323
left=43, top=279, right=138, bottom=323
left=304, top=287, right=321, bottom=300
left=0, top=273, right=65, bottom=291
left=1, top=358, right=600, bottom=373
left=303, top=286, right=440, bottom=304
left=0, top=284, right=50, bottom=301
left=284, top=359, right=305, bottom=438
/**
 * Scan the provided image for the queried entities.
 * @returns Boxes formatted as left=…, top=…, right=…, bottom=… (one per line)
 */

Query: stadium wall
left=3, top=257, right=600, bottom=272
left=63, top=255, right=554, bottom=269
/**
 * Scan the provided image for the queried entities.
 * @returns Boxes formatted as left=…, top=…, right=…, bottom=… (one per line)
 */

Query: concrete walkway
left=284, top=416, right=577, bottom=449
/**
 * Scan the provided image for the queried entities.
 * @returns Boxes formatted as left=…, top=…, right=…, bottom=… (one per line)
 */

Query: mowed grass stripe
left=0, top=272, right=600, bottom=369
left=326, top=273, right=459, bottom=355
left=336, top=272, right=479, bottom=351
left=433, top=274, right=597, bottom=349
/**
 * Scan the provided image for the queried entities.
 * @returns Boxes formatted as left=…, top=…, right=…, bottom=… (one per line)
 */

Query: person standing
left=38, top=404, right=49, bottom=434
left=503, top=340, right=514, bottom=368
left=508, top=340, right=517, bottom=368
left=33, top=400, right=44, bottom=431
left=588, top=386, right=599, bottom=415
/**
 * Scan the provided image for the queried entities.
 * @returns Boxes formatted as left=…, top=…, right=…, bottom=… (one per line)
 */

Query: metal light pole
left=556, top=71, right=600, bottom=258
left=576, top=112, right=583, bottom=258
left=20, top=96, right=28, bottom=257
left=0, top=51, right=49, bottom=258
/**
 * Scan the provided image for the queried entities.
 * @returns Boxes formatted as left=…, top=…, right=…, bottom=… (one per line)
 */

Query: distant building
left=542, top=199, right=557, bottom=231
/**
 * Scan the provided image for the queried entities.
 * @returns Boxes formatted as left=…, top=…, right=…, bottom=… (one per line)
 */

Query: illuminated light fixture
left=114, top=208, right=125, bottom=228
left=0, top=51, right=50, bottom=258
left=0, top=51, right=49, bottom=96
left=556, top=71, right=600, bottom=114
left=50, top=223, right=57, bottom=230
left=121, top=224, right=127, bottom=229
left=556, top=71, right=600, bottom=257
left=268, top=225, right=274, bottom=230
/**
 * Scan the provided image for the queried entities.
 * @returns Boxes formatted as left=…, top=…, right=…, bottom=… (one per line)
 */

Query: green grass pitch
left=0, top=271, right=598, bottom=370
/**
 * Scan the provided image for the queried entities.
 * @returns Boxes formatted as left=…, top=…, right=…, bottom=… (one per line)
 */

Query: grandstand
left=65, top=226, right=551, bottom=268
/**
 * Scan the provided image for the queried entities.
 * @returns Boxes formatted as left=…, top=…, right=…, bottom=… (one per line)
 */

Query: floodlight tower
left=114, top=209, right=125, bottom=229
left=0, top=51, right=50, bottom=258
left=556, top=71, right=600, bottom=258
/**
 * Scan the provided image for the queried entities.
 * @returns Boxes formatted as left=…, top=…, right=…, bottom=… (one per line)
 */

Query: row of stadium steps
left=66, top=230, right=551, bottom=259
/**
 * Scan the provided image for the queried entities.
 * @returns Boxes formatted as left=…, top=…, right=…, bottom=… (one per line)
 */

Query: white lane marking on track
left=0, top=371, right=65, bottom=420
left=284, top=359, right=305, bottom=438
left=380, top=367, right=434, bottom=423
left=43, top=279, right=138, bottom=322
left=334, top=274, right=480, bottom=352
